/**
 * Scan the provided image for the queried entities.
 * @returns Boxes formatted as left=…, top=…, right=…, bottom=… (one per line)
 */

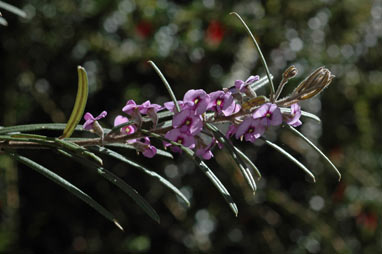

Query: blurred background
left=0, top=0, right=381, bottom=253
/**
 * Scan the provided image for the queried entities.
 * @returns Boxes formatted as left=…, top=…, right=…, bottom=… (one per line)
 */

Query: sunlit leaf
left=56, top=148, right=160, bottom=223
left=262, top=138, right=316, bottom=182
left=60, top=66, right=89, bottom=139
left=148, top=60, right=180, bottom=113
left=6, top=151, right=123, bottom=230
left=0, top=1, right=26, bottom=18
left=0, top=16, right=7, bottom=26
left=90, top=146, right=190, bottom=207
left=286, top=125, right=341, bottom=180
left=206, top=123, right=257, bottom=194
left=141, top=129, right=238, bottom=216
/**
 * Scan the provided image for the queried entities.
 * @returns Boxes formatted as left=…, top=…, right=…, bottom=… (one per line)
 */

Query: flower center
left=185, top=118, right=192, bottom=126
left=266, top=112, right=271, bottom=118
left=124, top=126, right=133, bottom=134
left=216, top=99, right=223, bottom=106
left=194, top=98, right=199, bottom=105
left=176, top=138, right=184, bottom=144
left=248, top=127, right=254, bottom=133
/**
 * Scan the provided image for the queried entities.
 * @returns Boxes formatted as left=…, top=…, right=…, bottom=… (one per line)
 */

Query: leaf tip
left=113, top=219, right=124, bottom=231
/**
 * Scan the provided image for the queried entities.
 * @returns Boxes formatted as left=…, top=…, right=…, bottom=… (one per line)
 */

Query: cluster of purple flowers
left=83, top=75, right=302, bottom=160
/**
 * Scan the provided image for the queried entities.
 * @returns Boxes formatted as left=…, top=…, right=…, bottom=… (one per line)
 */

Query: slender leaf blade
left=280, top=108, right=321, bottom=123
left=148, top=61, right=180, bottom=113
left=60, top=66, right=89, bottom=138
left=0, top=16, right=7, bottom=26
left=0, top=1, right=26, bottom=18
left=206, top=123, right=257, bottom=194
left=91, top=146, right=190, bottom=207
left=286, top=125, right=341, bottom=181
left=233, top=146, right=262, bottom=180
left=6, top=151, right=123, bottom=230
left=141, top=129, right=238, bottom=216
left=56, top=148, right=160, bottom=223
left=263, top=138, right=316, bottom=182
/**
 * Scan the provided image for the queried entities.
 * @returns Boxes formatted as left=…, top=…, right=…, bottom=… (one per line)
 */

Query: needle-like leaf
left=286, top=125, right=341, bottom=181
left=90, top=146, right=190, bottom=206
left=262, top=138, right=316, bottom=182
left=6, top=151, right=123, bottom=230
left=60, top=66, right=89, bottom=139
left=56, top=148, right=160, bottom=223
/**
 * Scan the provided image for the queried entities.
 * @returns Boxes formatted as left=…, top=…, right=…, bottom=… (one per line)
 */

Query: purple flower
left=134, top=137, right=157, bottom=158
left=163, top=101, right=193, bottom=112
left=183, top=89, right=210, bottom=115
left=138, top=100, right=162, bottom=114
left=122, top=99, right=138, bottom=115
left=114, top=115, right=137, bottom=135
left=235, top=117, right=265, bottom=143
left=226, top=124, right=238, bottom=139
left=164, top=128, right=195, bottom=153
left=285, top=103, right=302, bottom=127
left=208, top=91, right=238, bottom=116
left=83, top=111, right=107, bottom=130
left=234, top=75, right=259, bottom=93
left=138, top=100, right=163, bottom=128
left=172, top=108, right=203, bottom=135
left=122, top=99, right=142, bottom=126
left=196, top=138, right=216, bottom=160
left=253, top=103, right=282, bottom=126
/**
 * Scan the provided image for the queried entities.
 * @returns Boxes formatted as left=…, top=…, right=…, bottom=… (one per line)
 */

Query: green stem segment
left=230, top=12, right=275, bottom=101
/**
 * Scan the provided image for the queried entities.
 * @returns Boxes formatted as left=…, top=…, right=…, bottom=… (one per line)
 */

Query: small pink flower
left=83, top=111, right=107, bottom=130
left=226, top=124, right=238, bottom=139
left=234, top=75, right=259, bottom=93
left=196, top=138, right=216, bottom=160
left=208, top=91, right=238, bottom=116
left=122, top=99, right=142, bottom=126
left=253, top=103, right=282, bottom=126
left=183, top=89, right=210, bottom=115
left=285, top=103, right=302, bottom=127
left=114, top=115, right=137, bottom=135
left=235, top=117, right=265, bottom=143
left=164, top=128, right=195, bottom=153
left=135, top=137, right=157, bottom=158
left=163, top=101, right=193, bottom=112
left=138, top=100, right=162, bottom=114
left=172, top=108, right=203, bottom=135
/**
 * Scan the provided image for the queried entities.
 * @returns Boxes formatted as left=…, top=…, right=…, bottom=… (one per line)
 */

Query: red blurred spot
left=206, top=20, right=225, bottom=45
left=332, top=182, right=346, bottom=202
left=136, top=20, right=152, bottom=38
left=356, top=211, right=378, bottom=233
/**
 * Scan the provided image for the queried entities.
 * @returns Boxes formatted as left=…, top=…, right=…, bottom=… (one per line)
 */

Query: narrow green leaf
left=280, top=108, right=321, bottom=123
left=60, top=66, right=89, bottom=139
left=0, top=1, right=26, bottom=18
left=54, top=138, right=103, bottom=165
left=6, top=151, right=123, bottom=230
left=250, top=74, right=274, bottom=92
left=0, top=123, right=85, bottom=135
left=0, top=16, right=7, bottom=26
left=56, top=148, right=160, bottom=223
left=195, top=156, right=239, bottom=216
left=263, top=138, right=316, bottom=182
left=233, top=146, right=262, bottom=180
left=91, top=146, right=190, bottom=207
left=141, top=129, right=238, bottom=216
left=148, top=61, right=180, bottom=113
left=105, top=143, right=174, bottom=159
left=206, top=123, right=257, bottom=194
left=230, top=12, right=275, bottom=99
left=286, top=125, right=341, bottom=181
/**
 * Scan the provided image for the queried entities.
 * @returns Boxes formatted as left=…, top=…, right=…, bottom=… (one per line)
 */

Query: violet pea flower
left=234, top=75, right=260, bottom=93
left=208, top=91, right=238, bottom=116
left=163, top=101, right=193, bottom=112
left=164, top=128, right=195, bottom=153
left=196, top=138, right=216, bottom=160
left=253, top=103, right=282, bottom=127
left=183, top=89, right=210, bottom=115
left=134, top=137, right=157, bottom=158
left=172, top=108, right=203, bottom=135
left=235, top=117, right=265, bottom=143
left=285, top=103, right=302, bottom=127
left=83, top=111, right=107, bottom=130
left=114, top=115, right=137, bottom=135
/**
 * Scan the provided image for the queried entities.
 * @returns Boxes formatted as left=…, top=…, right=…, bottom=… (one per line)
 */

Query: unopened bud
left=283, top=65, right=298, bottom=80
